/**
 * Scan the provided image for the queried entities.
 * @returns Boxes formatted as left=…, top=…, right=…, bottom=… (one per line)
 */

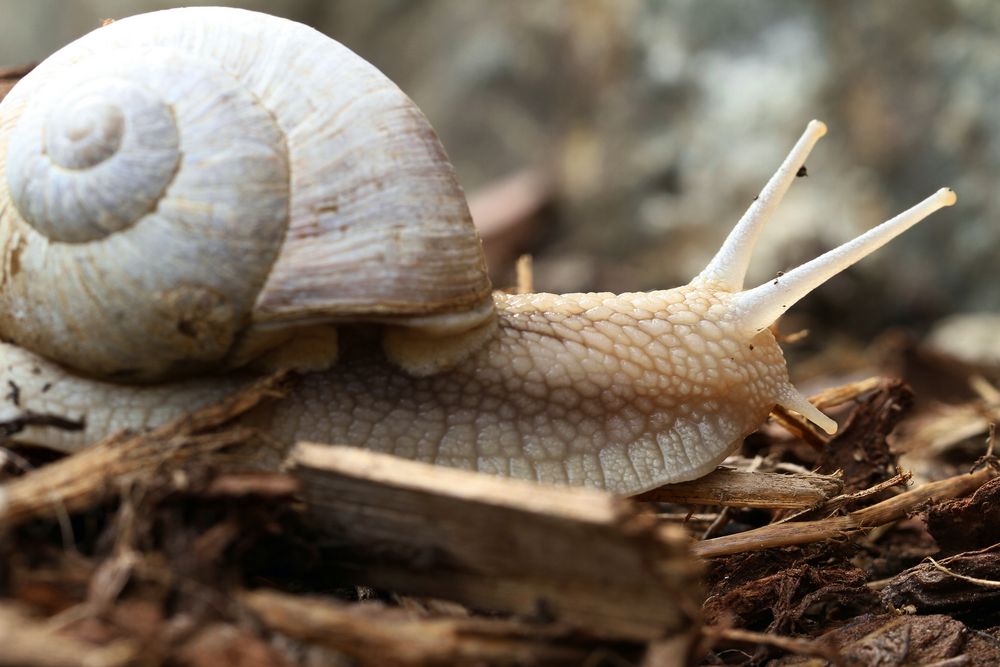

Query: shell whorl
left=7, top=68, right=186, bottom=243
left=0, top=8, right=491, bottom=381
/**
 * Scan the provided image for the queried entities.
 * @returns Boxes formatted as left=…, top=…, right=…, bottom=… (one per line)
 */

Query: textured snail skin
left=279, top=289, right=790, bottom=491
left=0, top=9, right=959, bottom=495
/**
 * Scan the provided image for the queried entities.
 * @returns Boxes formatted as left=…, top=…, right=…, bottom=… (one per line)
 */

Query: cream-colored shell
left=0, top=7, right=491, bottom=381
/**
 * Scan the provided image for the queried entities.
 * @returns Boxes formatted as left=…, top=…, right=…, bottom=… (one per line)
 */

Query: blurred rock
left=927, top=312, right=1000, bottom=368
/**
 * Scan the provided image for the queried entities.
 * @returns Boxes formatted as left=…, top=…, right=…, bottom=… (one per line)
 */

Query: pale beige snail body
left=0, top=8, right=956, bottom=494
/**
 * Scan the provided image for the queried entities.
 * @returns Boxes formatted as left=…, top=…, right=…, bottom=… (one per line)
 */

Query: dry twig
left=515, top=254, right=534, bottom=293
left=808, top=377, right=885, bottom=410
left=702, top=626, right=839, bottom=662
left=784, top=470, right=912, bottom=523
left=692, top=468, right=995, bottom=558
left=638, top=469, right=843, bottom=509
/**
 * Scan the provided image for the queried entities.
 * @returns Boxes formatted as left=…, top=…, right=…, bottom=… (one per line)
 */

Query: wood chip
left=289, top=442, right=701, bottom=641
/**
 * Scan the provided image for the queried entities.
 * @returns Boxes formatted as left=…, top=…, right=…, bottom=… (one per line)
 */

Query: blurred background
left=0, top=0, right=997, bottom=384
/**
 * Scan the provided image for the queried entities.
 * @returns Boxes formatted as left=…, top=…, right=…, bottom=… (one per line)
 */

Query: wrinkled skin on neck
left=0, top=286, right=789, bottom=495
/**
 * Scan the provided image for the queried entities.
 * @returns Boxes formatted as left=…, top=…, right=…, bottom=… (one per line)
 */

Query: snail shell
left=0, top=7, right=491, bottom=382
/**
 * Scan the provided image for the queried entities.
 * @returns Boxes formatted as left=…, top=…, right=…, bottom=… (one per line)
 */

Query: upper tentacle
left=731, top=187, right=957, bottom=337
left=692, top=122, right=957, bottom=435
left=693, top=119, right=827, bottom=291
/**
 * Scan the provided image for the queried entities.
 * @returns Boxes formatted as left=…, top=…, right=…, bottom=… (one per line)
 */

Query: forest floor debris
left=1, top=362, right=998, bottom=665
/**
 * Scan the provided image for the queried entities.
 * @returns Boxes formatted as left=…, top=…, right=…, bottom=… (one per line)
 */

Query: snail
left=0, top=7, right=956, bottom=495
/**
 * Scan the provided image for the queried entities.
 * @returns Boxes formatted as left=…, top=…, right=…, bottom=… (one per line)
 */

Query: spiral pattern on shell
left=8, top=72, right=186, bottom=243
left=0, top=8, right=491, bottom=381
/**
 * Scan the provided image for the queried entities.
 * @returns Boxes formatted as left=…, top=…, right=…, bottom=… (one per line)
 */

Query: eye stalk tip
left=816, top=415, right=838, bottom=435
left=807, top=119, right=828, bottom=138
left=938, top=187, right=957, bottom=207
left=694, top=119, right=830, bottom=290
left=776, top=385, right=838, bottom=434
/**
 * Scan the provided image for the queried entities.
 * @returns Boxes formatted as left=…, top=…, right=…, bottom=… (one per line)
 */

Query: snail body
left=0, top=9, right=956, bottom=494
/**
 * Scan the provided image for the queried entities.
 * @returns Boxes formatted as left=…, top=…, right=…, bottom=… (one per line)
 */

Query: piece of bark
left=289, top=442, right=701, bottom=641
left=0, top=603, right=135, bottom=667
left=0, top=373, right=292, bottom=528
left=243, top=588, right=644, bottom=667
left=882, top=543, right=1000, bottom=625
left=637, top=470, right=842, bottom=509
left=767, top=613, right=1000, bottom=666
left=704, top=563, right=877, bottom=634
left=693, top=468, right=995, bottom=558
left=703, top=541, right=879, bottom=642
left=926, top=476, right=1000, bottom=555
